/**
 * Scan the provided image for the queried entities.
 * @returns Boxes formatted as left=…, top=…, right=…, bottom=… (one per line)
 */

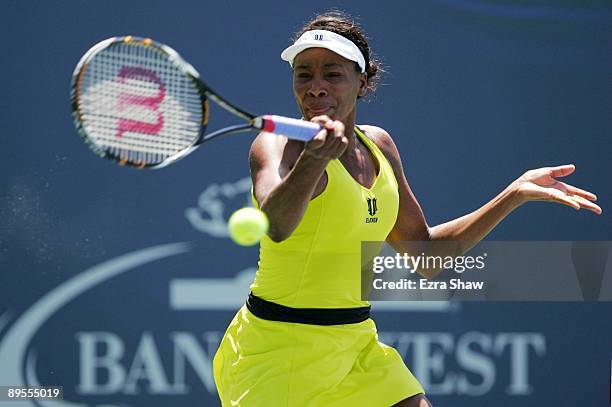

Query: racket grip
left=258, top=115, right=321, bottom=141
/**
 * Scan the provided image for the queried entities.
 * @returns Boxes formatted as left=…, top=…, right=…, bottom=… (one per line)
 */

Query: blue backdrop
left=1, top=1, right=611, bottom=406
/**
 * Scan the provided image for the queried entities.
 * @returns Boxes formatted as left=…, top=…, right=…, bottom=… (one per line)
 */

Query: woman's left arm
left=365, top=126, right=602, bottom=277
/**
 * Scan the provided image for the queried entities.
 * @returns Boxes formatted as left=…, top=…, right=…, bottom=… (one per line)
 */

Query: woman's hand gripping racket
left=70, top=36, right=321, bottom=168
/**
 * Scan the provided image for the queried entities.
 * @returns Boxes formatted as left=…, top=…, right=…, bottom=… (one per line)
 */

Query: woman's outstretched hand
left=512, top=164, right=602, bottom=214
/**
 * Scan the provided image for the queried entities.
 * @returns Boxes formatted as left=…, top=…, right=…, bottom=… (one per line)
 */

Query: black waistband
left=245, top=292, right=371, bottom=326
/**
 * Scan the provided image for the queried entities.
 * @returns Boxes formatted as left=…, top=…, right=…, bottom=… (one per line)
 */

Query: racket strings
left=78, top=41, right=204, bottom=165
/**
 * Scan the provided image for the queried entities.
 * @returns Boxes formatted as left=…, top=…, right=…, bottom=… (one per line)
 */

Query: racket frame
left=71, top=36, right=321, bottom=169
left=70, top=35, right=261, bottom=168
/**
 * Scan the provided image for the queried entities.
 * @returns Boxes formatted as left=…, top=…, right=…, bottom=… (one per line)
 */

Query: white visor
left=281, top=29, right=366, bottom=73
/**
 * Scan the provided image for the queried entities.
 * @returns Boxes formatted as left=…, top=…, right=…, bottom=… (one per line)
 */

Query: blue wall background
left=1, top=1, right=611, bottom=406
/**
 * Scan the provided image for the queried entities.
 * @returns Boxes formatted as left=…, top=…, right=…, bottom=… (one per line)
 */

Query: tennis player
left=213, top=11, right=601, bottom=407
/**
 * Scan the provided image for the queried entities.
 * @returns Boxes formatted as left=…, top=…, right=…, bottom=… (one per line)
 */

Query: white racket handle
left=255, top=115, right=322, bottom=141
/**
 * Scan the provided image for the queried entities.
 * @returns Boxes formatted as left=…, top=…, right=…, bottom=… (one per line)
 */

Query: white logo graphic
left=171, top=268, right=255, bottom=310
left=184, top=176, right=253, bottom=237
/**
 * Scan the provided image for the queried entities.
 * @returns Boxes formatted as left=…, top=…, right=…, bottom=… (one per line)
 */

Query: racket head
left=70, top=36, right=209, bottom=168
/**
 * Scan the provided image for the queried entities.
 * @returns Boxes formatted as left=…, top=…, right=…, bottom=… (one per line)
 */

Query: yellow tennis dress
left=213, top=128, right=424, bottom=406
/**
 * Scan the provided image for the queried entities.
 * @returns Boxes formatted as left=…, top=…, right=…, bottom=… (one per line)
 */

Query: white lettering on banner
left=414, top=333, right=454, bottom=394
left=124, top=333, right=175, bottom=395
left=76, top=332, right=126, bottom=394
left=495, top=333, right=546, bottom=395
left=456, top=332, right=495, bottom=396
left=378, top=332, right=546, bottom=396
left=171, top=331, right=221, bottom=393
left=75, top=331, right=221, bottom=396
left=73, top=330, right=545, bottom=397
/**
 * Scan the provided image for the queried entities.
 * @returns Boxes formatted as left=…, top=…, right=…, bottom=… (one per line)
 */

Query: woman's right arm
left=249, top=117, right=347, bottom=242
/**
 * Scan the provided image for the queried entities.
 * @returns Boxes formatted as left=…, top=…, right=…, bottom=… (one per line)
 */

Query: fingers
left=310, top=115, right=334, bottom=125
left=547, top=189, right=602, bottom=215
left=307, top=129, right=326, bottom=149
left=523, top=165, right=576, bottom=183
left=548, top=164, right=576, bottom=178
left=558, top=181, right=598, bottom=201
left=570, top=194, right=603, bottom=214
left=522, top=164, right=602, bottom=214
left=306, top=117, right=334, bottom=150
left=548, top=189, right=581, bottom=210
left=304, top=116, right=348, bottom=160
left=545, top=165, right=602, bottom=214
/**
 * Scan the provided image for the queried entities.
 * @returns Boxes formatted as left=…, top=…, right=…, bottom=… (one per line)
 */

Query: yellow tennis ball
left=228, top=207, right=269, bottom=246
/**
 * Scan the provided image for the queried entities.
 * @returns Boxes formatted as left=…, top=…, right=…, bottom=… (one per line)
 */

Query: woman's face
left=292, top=48, right=367, bottom=123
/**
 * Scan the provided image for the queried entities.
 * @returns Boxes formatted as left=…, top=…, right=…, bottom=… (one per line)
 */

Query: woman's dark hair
left=294, top=10, right=384, bottom=98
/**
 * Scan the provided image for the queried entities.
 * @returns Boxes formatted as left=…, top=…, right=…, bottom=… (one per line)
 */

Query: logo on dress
left=367, top=197, right=378, bottom=216
left=366, top=197, right=378, bottom=223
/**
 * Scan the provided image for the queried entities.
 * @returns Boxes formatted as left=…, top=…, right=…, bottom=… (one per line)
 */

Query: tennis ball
left=227, top=207, right=269, bottom=246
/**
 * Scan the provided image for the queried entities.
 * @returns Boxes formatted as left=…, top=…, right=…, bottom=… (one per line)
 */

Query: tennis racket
left=70, top=36, right=321, bottom=169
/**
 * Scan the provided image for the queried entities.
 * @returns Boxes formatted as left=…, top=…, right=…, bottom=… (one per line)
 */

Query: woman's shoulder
left=357, top=124, right=400, bottom=159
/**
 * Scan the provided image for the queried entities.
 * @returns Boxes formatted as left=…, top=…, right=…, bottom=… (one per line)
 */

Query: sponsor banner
left=0, top=243, right=549, bottom=406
